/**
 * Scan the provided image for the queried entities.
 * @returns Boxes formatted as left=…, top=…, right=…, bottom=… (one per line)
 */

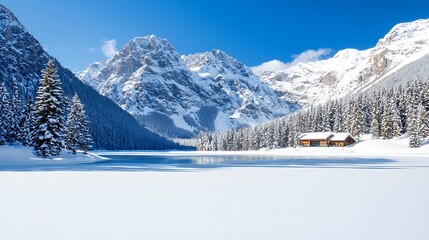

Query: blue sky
left=3, top=0, right=429, bottom=71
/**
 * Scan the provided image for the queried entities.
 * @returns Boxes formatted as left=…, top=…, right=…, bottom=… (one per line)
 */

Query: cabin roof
left=330, top=133, right=354, bottom=141
left=299, top=132, right=334, bottom=141
left=299, top=132, right=356, bottom=142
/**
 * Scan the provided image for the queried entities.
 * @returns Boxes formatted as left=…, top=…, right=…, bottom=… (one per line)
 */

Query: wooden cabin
left=299, top=132, right=356, bottom=147
left=328, top=133, right=356, bottom=147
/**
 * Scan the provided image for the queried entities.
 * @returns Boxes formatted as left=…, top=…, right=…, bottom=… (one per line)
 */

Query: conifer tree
left=65, top=94, right=93, bottom=154
left=381, top=101, right=392, bottom=139
left=391, top=99, right=402, bottom=138
left=8, top=83, right=23, bottom=144
left=32, top=60, right=66, bottom=158
left=417, top=103, right=429, bottom=138
left=350, top=101, right=363, bottom=138
left=408, top=107, right=423, bottom=148
left=321, top=107, right=331, bottom=132
left=0, top=82, right=11, bottom=145
left=333, top=108, right=342, bottom=132
left=370, top=101, right=381, bottom=139
left=343, top=103, right=352, bottom=133
left=20, top=96, right=35, bottom=146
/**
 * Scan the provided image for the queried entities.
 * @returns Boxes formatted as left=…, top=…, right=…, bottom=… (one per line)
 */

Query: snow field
left=1, top=137, right=428, bottom=240
left=0, top=162, right=428, bottom=240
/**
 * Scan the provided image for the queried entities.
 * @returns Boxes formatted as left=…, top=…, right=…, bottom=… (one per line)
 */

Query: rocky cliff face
left=80, top=36, right=297, bottom=138
left=0, top=4, right=177, bottom=150
left=0, top=5, right=48, bottom=93
left=253, top=19, right=429, bottom=106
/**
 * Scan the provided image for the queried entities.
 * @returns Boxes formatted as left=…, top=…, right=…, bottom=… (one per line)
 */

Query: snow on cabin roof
left=299, top=132, right=355, bottom=141
left=299, top=132, right=334, bottom=140
left=330, top=133, right=355, bottom=141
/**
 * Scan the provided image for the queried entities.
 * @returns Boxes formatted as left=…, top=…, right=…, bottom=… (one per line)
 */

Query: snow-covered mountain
left=0, top=4, right=178, bottom=150
left=79, top=36, right=297, bottom=138
left=253, top=19, right=429, bottom=106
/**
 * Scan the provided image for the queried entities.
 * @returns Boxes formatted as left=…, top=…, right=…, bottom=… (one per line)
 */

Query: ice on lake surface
left=0, top=153, right=397, bottom=171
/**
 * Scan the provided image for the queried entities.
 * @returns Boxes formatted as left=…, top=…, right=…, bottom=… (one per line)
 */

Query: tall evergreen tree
left=20, top=96, right=35, bottom=146
left=370, top=101, right=381, bottom=139
left=350, top=101, right=363, bottom=138
left=321, top=106, right=331, bottom=132
left=343, top=103, right=352, bottom=133
left=408, top=107, right=423, bottom=148
left=381, top=101, right=392, bottom=139
left=7, top=83, right=23, bottom=144
left=0, top=82, right=11, bottom=145
left=333, top=108, right=342, bottom=133
left=391, top=99, right=402, bottom=138
left=32, top=60, right=66, bottom=158
left=417, top=103, right=429, bottom=138
left=65, top=94, right=94, bottom=154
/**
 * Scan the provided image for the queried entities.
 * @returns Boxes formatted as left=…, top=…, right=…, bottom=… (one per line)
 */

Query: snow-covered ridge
left=79, top=36, right=297, bottom=138
left=0, top=4, right=177, bottom=150
left=255, top=18, right=429, bottom=106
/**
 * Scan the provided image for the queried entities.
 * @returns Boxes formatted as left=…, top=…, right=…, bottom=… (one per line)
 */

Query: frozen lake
left=1, top=149, right=429, bottom=240
left=95, top=153, right=396, bottom=169
left=0, top=151, right=399, bottom=171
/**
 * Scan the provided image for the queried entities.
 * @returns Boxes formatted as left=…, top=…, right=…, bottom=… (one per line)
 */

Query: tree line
left=197, top=79, right=429, bottom=151
left=0, top=60, right=93, bottom=158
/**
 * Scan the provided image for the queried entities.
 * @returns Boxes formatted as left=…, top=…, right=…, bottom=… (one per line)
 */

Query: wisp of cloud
left=102, top=39, right=118, bottom=58
left=251, top=48, right=332, bottom=74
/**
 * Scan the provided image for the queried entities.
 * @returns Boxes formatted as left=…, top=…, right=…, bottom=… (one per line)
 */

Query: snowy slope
left=0, top=4, right=177, bottom=150
left=80, top=36, right=296, bottom=138
left=254, top=19, right=429, bottom=106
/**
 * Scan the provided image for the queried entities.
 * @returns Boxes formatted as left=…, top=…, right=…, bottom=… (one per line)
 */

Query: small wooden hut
left=299, top=132, right=356, bottom=147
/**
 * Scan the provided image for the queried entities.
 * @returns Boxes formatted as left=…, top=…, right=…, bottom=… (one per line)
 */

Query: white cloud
left=290, top=48, right=332, bottom=65
left=251, top=48, right=332, bottom=74
left=102, top=39, right=118, bottom=58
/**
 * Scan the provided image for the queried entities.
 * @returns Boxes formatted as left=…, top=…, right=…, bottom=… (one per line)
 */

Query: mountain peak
left=117, top=35, right=176, bottom=58
left=256, top=18, right=429, bottom=107
left=131, top=35, right=162, bottom=44
left=210, top=49, right=227, bottom=57
left=377, top=18, right=429, bottom=46
left=0, top=4, right=25, bottom=31
left=80, top=36, right=294, bottom=137
left=128, top=35, right=172, bottom=48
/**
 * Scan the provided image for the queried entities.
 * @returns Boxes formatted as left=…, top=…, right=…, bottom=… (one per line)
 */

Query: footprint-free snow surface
left=1, top=141, right=429, bottom=240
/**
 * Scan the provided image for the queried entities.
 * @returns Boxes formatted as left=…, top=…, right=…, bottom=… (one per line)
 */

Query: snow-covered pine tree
left=417, top=103, right=429, bottom=138
left=288, top=123, right=300, bottom=148
left=361, top=98, right=371, bottom=134
left=264, top=125, right=274, bottom=149
left=251, top=126, right=260, bottom=150
left=350, top=101, right=363, bottom=138
left=333, top=107, right=342, bottom=133
left=32, top=60, right=66, bottom=158
left=0, top=82, right=11, bottom=145
left=64, top=94, right=94, bottom=154
left=321, top=106, right=331, bottom=132
left=7, top=83, right=23, bottom=145
left=370, top=101, right=381, bottom=139
left=391, top=98, right=402, bottom=138
left=408, top=107, right=423, bottom=148
left=381, top=99, right=393, bottom=139
left=226, top=129, right=234, bottom=151
left=397, top=92, right=408, bottom=134
left=280, top=121, right=289, bottom=148
left=20, top=96, right=35, bottom=146
left=405, top=84, right=417, bottom=130
left=343, top=102, right=352, bottom=133
left=234, top=130, right=243, bottom=151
